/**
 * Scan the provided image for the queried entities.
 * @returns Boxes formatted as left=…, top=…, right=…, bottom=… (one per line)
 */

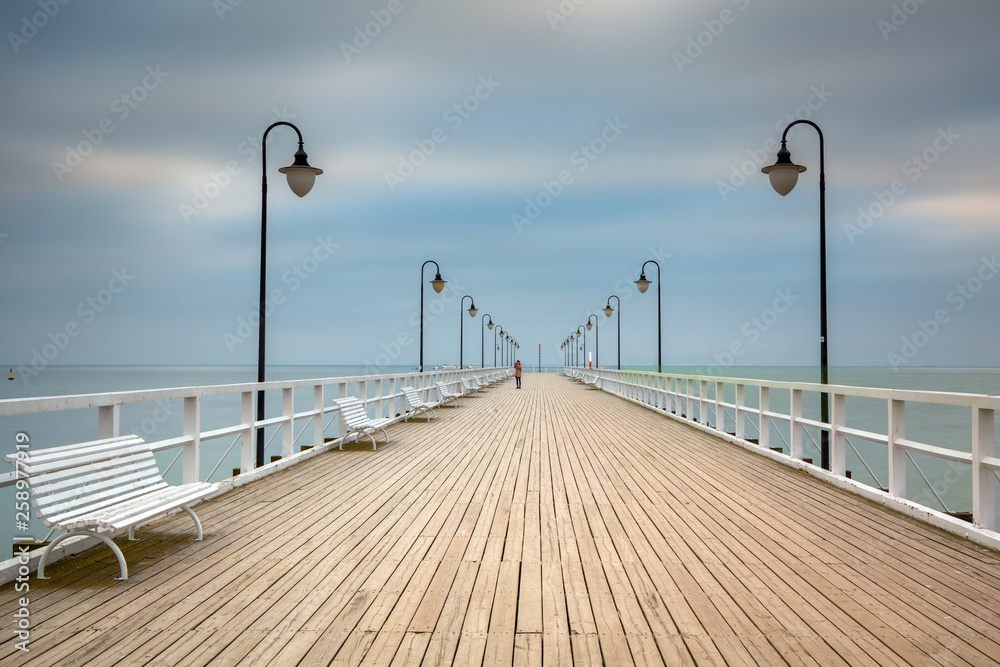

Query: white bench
left=460, top=378, right=480, bottom=396
left=435, top=381, right=462, bottom=407
left=4, top=434, right=218, bottom=581
left=401, top=386, right=437, bottom=421
left=582, top=374, right=601, bottom=389
left=333, top=396, right=392, bottom=449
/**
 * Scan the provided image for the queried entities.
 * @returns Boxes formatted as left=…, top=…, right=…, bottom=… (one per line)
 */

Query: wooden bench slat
left=29, top=453, right=159, bottom=491
left=44, top=480, right=170, bottom=526
left=19, top=443, right=154, bottom=475
left=32, top=463, right=162, bottom=508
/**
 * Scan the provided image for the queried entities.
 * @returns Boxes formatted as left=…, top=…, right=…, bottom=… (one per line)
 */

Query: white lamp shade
left=635, top=278, right=650, bottom=294
left=468, top=306, right=477, bottom=317
left=604, top=306, right=613, bottom=317
left=279, top=165, right=323, bottom=197
left=766, top=164, right=803, bottom=196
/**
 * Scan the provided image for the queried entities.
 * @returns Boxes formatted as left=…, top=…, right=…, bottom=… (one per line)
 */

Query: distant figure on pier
left=514, top=360, right=522, bottom=389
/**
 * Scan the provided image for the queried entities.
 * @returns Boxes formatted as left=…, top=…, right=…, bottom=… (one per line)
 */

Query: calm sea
left=2, top=365, right=997, bottom=553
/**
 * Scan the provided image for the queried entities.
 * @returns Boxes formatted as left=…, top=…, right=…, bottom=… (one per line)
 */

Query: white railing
left=0, top=368, right=505, bottom=490
left=571, top=367, right=1000, bottom=534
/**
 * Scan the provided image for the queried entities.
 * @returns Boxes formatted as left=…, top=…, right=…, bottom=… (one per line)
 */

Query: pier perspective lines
left=2, top=374, right=999, bottom=665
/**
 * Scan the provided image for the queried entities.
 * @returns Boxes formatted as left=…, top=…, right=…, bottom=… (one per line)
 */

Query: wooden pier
left=2, top=373, right=999, bottom=665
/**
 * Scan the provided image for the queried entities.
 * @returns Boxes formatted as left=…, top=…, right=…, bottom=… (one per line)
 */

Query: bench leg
left=181, top=506, right=204, bottom=541
left=38, top=529, right=128, bottom=581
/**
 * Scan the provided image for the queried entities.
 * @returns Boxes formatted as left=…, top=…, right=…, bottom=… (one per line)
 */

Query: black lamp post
left=576, top=326, right=585, bottom=368
left=494, top=325, right=503, bottom=367
left=635, top=260, right=661, bottom=374
left=459, top=295, right=477, bottom=369
left=481, top=313, right=493, bottom=368
left=419, top=260, right=446, bottom=372
left=586, top=314, right=599, bottom=369
left=762, top=119, right=830, bottom=470
left=256, top=121, right=323, bottom=468
left=604, top=295, right=621, bottom=370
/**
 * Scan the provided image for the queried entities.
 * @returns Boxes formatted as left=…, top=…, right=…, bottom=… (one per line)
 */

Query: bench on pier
left=4, top=434, right=218, bottom=581
left=582, top=374, right=601, bottom=389
left=460, top=378, right=480, bottom=396
left=401, top=386, right=437, bottom=421
left=332, top=396, right=392, bottom=449
left=435, top=381, right=462, bottom=407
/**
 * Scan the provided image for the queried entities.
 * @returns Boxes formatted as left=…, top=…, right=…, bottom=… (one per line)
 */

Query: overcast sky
left=1, top=1, right=998, bottom=378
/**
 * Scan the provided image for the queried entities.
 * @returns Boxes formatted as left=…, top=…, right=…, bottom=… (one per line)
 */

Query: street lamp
left=494, top=325, right=503, bottom=367
left=419, top=260, right=446, bottom=372
left=481, top=313, right=494, bottom=368
left=762, top=118, right=830, bottom=470
left=586, top=314, right=599, bottom=369
left=256, top=121, right=323, bottom=468
left=635, top=259, right=661, bottom=374
left=604, top=294, right=621, bottom=370
left=576, top=326, right=585, bottom=368
left=459, top=295, right=476, bottom=369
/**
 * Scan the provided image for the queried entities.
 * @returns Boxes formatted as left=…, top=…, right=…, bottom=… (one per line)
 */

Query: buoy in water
left=8, top=368, right=13, bottom=381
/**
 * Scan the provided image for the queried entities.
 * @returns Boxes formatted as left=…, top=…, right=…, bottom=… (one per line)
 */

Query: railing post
left=98, top=404, right=120, bottom=439
left=831, top=393, right=846, bottom=476
left=715, top=381, right=725, bottom=433
left=338, top=382, right=348, bottom=438
left=313, top=384, right=324, bottom=448
left=374, top=378, right=383, bottom=418
left=183, top=396, right=200, bottom=484
left=972, top=407, right=995, bottom=531
left=790, top=389, right=803, bottom=460
left=241, top=390, right=255, bottom=473
left=699, top=380, right=708, bottom=425
left=759, top=386, right=770, bottom=450
left=888, top=399, right=906, bottom=496
left=281, top=387, right=293, bottom=460
left=735, top=384, right=745, bottom=439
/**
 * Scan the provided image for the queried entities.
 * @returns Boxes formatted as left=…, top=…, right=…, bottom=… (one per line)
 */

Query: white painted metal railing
left=570, top=367, right=1000, bottom=534
left=0, top=368, right=502, bottom=490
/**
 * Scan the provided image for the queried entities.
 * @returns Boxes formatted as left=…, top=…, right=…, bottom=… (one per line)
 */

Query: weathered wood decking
left=2, top=373, right=999, bottom=666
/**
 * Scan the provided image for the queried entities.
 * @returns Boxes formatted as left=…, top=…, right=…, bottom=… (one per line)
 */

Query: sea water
left=1, top=365, right=997, bottom=554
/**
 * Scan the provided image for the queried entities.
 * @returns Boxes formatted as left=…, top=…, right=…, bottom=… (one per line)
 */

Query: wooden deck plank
left=3, top=373, right=1000, bottom=666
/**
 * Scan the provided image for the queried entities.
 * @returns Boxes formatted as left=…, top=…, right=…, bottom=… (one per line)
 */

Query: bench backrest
left=5, top=435, right=167, bottom=527
left=402, top=386, right=426, bottom=407
left=334, top=396, right=372, bottom=428
left=435, top=381, right=455, bottom=396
